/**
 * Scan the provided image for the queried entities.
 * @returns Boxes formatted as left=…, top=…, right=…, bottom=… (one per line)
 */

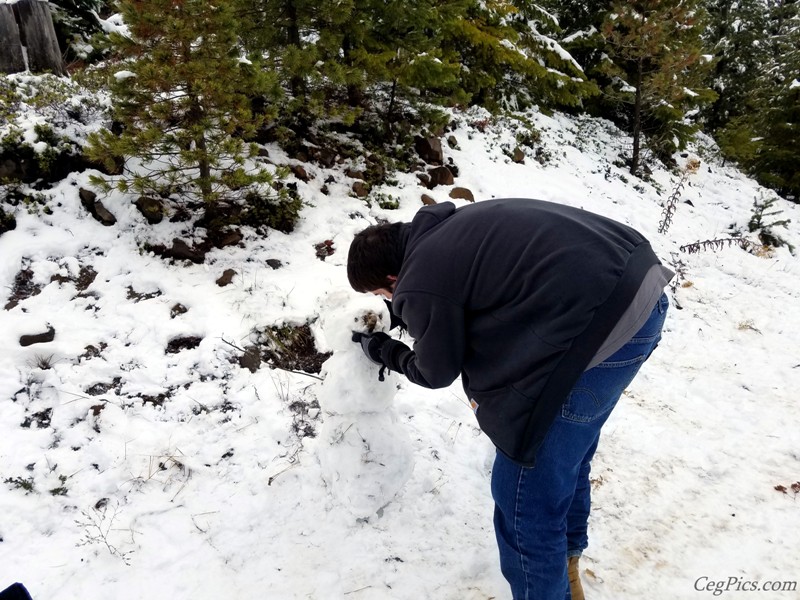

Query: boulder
left=352, top=181, right=370, bottom=198
left=216, top=269, right=236, bottom=287
left=164, top=239, right=206, bottom=264
left=20, top=326, right=55, bottom=347
left=314, top=147, right=338, bottom=168
left=345, top=168, right=366, bottom=181
left=212, top=228, right=243, bottom=249
left=79, top=188, right=116, bottom=226
left=427, top=166, right=455, bottom=188
left=449, top=187, right=475, bottom=202
left=415, top=136, right=444, bottom=164
left=421, top=194, right=437, bottom=206
left=290, top=164, right=310, bottom=182
left=240, top=345, right=262, bottom=373
left=135, top=196, right=164, bottom=224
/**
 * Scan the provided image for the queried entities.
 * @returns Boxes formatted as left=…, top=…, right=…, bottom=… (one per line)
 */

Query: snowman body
left=316, top=292, right=414, bottom=519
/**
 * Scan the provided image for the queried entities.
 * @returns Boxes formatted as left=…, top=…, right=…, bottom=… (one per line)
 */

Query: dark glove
left=352, top=331, right=391, bottom=365
left=352, top=331, right=413, bottom=381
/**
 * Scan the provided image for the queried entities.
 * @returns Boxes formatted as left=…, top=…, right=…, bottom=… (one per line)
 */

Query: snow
left=1, top=99, right=800, bottom=600
left=790, top=79, right=800, bottom=90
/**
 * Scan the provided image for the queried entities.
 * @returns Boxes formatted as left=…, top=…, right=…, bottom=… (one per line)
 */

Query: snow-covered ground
left=1, top=104, right=799, bottom=600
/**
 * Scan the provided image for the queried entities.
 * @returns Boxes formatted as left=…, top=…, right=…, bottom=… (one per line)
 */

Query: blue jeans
left=491, top=293, right=669, bottom=600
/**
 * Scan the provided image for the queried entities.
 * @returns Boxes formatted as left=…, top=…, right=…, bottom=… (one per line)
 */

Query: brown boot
left=568, top=556, right=585, bottom=600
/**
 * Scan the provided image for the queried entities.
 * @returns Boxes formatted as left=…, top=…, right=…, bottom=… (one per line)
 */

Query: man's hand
left=352, top=331, right=412, bottom=375
left=352, top=331, right=392, bottom=365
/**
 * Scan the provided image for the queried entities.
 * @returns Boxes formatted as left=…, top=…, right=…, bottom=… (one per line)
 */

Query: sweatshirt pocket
left=470, top=386, right=536, bottom=459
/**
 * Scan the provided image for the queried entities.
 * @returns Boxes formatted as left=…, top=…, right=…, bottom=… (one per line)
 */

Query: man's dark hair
left=347, top=222, right=407, bottom=292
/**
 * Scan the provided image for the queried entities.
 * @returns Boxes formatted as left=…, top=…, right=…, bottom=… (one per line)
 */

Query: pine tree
left=86, top=0, right=282, bottom=204
left=335, top=0, right=467, bottom=124
left=505, top=0, right=599, bottom=108
left=750, top=0, right=800, bottom=199
left=236, top=0, right=467, bottom=133
left=598, top=0, right=714, bottom=175
left=441, top=0, right=597, bottom=110
left=703, top=0, right=769, bottom=131
left=49, top=0, right=106, bottom=61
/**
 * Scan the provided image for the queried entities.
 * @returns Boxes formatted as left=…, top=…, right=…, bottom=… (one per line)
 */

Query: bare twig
left=680, top=237, right=759, bottom=254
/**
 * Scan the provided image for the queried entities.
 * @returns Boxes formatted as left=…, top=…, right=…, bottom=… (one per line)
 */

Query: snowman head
left=319, top=289, right=389, bottom=352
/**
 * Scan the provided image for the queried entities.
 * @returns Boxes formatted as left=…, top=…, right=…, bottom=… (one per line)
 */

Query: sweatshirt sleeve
left=390, top=292, right=465, bottom=389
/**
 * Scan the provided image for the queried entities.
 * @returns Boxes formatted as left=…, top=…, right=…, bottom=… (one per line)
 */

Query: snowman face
left=319, top=290, right=388, bottom=351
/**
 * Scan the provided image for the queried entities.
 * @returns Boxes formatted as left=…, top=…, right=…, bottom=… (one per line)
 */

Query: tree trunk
left=0, top=4, right=26, bottom=74
left=197, top=134, right=213, bottom=202
left=630, top=58, right=644, bottom=176
left=384, top=77, right=398, bottom=140
left=6, top=0, right=66, bottom=75
left=286, top=0, right=305, bottom=99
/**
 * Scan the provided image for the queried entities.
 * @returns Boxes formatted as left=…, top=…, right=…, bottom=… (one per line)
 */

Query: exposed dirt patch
left=127, top=286, right=163, bottom=301
left=21, top=408, right=53, bottom=429
left=85, top=377, right=122, bottom=396
left=166, top=336, right=203, bottom=354
left=260, top=323, right=330, bottom=374
left=5, top=268, right=41, bottom=310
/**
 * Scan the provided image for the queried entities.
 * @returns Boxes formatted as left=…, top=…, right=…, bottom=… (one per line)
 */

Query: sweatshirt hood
left=405, top=201, right=457, bottom=249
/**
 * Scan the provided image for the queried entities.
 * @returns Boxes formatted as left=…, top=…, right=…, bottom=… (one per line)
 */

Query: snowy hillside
left=1, top=104, right=799, bottom=600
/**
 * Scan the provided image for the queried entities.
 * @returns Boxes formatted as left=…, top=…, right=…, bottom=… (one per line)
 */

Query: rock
left=365, top=157, right=386, bottom=182
left=292, top=147, right=310, bottom=163
left=512, top=147, right=525, bottom=164
left=352, top=181, right=370, bottom=198
left=240, top=345, right=262, bottom=373
left=290, top=164, right=310, bottom=182
left=20, top=326, right=55, bottom=347
left=92, top=201, right=117, bottom=227
left=421, top=194, right=437, bottom=206
left=170, top=303, right=188, bottom=318
left=135, top=196, right=164, bottom=224
left=79, top=188, right=117, bottom=226
left=427, top=166, right=454, bottom=188
left=414, top=136, right=443, bottom=164
left=79, top=187, right=96, bottom=205
left=449, top=187, right=475, bottom=202
left=164, top=238, right=206, bottom=264
left=416, top=173, right=431, bottom=187
left=447, top=135, right=459, bottom=149
left=266, top=259, right=283, bottom=270
left=314, top=147, right=338, bottom=168
left=216, top=269, right=236, bottom=287
left=0, top=206, right=16, bottom=236
left=345, top=168, right=366, bottom=180
left=212, top=228, right=243, bottom=249
left=169, top=206, right=192, bottom=223
left=446, top=158, right=460, bottom=177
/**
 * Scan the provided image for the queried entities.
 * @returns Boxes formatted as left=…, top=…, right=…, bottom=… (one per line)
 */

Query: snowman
left=316, top=289, right=414, bottom=519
